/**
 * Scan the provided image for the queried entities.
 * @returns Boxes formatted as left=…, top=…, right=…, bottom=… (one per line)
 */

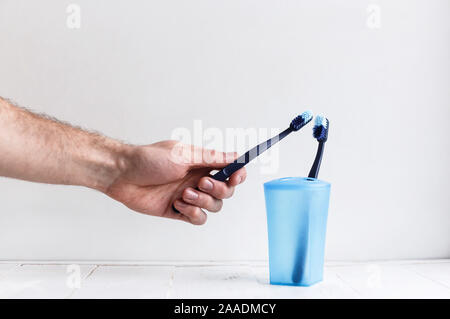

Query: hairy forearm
left=0, top=97, right=130, bottom=192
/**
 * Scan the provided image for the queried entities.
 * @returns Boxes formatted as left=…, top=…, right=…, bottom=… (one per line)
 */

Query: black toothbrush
left=172, top=111, right=313, bottom=213
left=308, top=115, right=329, bottom=179
left=212, top=111, right=313, bottom=182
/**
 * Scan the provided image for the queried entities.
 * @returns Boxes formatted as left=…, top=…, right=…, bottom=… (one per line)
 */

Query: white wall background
left=0, top=0, right=449, bottom=262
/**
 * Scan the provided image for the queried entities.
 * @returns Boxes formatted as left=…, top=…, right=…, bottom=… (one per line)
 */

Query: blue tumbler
left=264, top=177, right=331, bottom=286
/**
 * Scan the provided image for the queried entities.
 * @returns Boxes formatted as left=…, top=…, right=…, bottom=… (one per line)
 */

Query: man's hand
left=0, top=97, right=246, bottom=225
left=106, top=141, right=246, bottom=225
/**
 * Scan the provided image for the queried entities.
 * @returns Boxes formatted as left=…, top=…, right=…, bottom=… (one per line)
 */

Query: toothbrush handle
left=173, top=126, right=297, bottom=213
left=212, top=162, right=246, bottom=182
left=212, top=127, right=293, bottom=182
left=308, top=142, right=325, bottom=179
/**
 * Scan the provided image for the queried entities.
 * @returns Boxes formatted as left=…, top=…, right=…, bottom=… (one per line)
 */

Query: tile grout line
left=333, top=271, right=363, bottom=298
left=84, top=265, right=100, bottom=282
left=407, top=266, right=450, bottom=290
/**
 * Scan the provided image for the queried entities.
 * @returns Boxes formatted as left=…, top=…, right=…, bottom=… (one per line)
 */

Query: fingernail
left=200, top=179, right=213, bottom=191
left=237, top=176, right=242, bottom=184
left=184, top=189, right=198, bottom=200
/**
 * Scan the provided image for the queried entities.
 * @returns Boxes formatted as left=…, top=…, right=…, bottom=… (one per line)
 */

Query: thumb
left=170, top=142, right=237, bottom=168
left=189, top=147, right=237, bottom=169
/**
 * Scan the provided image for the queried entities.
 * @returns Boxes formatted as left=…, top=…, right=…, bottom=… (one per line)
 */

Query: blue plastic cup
left=264, top=177, right=331, bottom=286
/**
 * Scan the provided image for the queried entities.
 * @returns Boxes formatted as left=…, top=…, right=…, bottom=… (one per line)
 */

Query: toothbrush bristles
left=313, top=115, right=329, bottom=142
left=290, top=111, right=313, bottom=131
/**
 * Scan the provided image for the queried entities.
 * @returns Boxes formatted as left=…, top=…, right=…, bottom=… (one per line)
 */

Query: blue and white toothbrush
left=308, top=115, right=329, bottom=179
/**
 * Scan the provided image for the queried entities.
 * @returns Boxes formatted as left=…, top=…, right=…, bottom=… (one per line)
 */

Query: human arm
left=0, top=97, right=246, bottom=224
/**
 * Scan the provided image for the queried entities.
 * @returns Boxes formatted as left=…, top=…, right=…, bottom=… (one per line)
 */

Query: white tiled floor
left=0, top=260, right=449, bottom=299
